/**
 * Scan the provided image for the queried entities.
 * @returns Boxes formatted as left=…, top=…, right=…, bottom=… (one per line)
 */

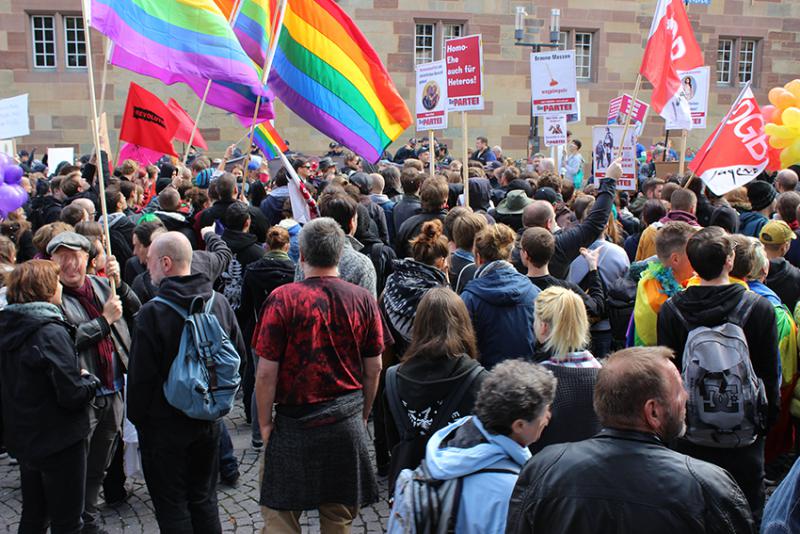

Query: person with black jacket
left=658, top=227, right=780, bottom=518
left=101, top=188, right=135, bottom=278
left=512, top=159, right=619, bottom=279
left=202, top=173, right=268, bottom=242
left=0, top=260, right=100, bottom=533
left=383, top=286, right=489, bottom=490
left=218, top=202, right=266, bottom=310
left=394, top=178, right=449, bottom=258
left=507, top=347, right=754, bottom=534
left=392, top=169, right=423, bottom=234
left=153, top=187, right=198, bottom=249
left=128, top=232, right=246, bottom=532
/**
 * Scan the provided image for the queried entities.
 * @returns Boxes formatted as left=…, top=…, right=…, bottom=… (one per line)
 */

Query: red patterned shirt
left=253, top=276, right=384, bottom=405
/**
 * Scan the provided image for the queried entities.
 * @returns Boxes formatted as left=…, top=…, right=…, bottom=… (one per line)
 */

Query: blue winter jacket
left=461, top=263, right=539, bottom=368
left=426, top=416, right=530, bottom=534
left=739, top=210, right=769, bottom=238
left=259, top=186, right=290, bottom=226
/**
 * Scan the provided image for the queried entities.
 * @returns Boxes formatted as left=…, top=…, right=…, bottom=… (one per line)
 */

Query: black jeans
left=137, top=420, right=222, bottom=534
left=18, top=440, right=87, bottom=534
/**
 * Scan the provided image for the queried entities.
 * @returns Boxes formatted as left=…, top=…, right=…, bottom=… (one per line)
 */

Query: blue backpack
left=152, top=294, right=241, bottom=421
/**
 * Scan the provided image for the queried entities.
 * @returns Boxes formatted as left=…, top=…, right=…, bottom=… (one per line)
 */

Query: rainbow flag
left=268, top=0, right=411, bottom=164
left=252, top=122, right=288, bottom=160
left=91, top=0, right=267, bottom=92
left=233, top=0, right=277, bottom=68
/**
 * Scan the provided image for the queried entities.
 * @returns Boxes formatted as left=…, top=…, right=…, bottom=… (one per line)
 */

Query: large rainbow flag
left=233, top=0, right=277, bottom=68
left=91, top=0, right=267, bottom=91
left=268, top=0, right=411, bottom=164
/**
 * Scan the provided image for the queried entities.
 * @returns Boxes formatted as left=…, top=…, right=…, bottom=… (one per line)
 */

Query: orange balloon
left=777, top=90, right=798, bottom=110
left=786, top=80, right=800, bottom=100
left=770, top=87, right=787, bottom=107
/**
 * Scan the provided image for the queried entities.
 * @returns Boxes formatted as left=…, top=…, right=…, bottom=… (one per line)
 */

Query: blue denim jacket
left=762, top=456, right=800, bottom=533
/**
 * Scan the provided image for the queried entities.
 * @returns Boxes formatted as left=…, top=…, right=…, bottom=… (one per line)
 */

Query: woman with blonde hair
left=461, top=223, right=540, bottom=368
left=530, top=286, right=601, bottom=453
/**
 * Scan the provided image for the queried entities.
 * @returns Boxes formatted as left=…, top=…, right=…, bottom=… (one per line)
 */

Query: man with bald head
left=128, top=231, right=246, bottom=532
left=775, top=169, right=799, bottom=194
left=511, top=160, right=620, bottom=279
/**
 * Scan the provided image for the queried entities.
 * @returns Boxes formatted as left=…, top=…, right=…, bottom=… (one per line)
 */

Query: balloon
left=769, top=136, right=794, bottom=150
left=776, top=90, right=798, bottom=110
left=762, top=104, right=778, bottom=124
left=2, top=165, right=22, bottom=186
left=767, top=145, right=783, bottom=172
left=782, top=107, right=800, bottom=129
left=770, top=87, right=788, bottom=107
left=765, top=123, right=797, bottom=139
left=0, top=184, right=21, bottom=218
left=786, top=79, right=800, bottom=100
left=0, top=153, right=12, bottom=168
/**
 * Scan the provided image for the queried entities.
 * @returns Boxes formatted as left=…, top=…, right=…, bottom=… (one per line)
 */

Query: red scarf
left=64, top=278, right=116, bottom=390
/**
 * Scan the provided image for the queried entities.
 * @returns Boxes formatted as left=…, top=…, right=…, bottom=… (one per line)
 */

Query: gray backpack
left=667, top=292, right=767, bottom=448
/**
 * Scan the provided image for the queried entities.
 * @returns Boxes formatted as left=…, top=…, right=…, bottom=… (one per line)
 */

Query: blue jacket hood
left=425, top=416, right=531, bottom=480
left=462, top=265, right=538, bottom=307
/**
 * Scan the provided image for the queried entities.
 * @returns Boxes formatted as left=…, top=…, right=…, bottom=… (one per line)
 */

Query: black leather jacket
left=506, top=428, right=754, bottom=534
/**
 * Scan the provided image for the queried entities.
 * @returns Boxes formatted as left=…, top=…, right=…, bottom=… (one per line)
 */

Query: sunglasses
left=302, top=164, right=312, bottom=169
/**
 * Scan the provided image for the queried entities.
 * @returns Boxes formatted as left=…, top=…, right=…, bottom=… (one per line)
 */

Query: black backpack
left=368, top=242, right=396, bottom=297
left=384, top=365, right=483, bottom=491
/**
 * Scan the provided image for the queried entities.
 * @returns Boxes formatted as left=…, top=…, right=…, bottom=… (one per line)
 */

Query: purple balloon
left=0, top=153, right=12, bottom=168
left=3, top=165, right=22, bottom=186
left=0, top=183, right=26, bottom=217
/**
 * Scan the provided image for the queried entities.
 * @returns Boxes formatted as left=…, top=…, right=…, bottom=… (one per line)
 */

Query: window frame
left=63, top=15, right=87, bottom=70
left=716, top=37, right=760, bottom=87
left=556, top=29, right=596, bottom=82
left=31, top=14, right=57, bottom=69
left=414, top=22, right=435, bottom=66
left=441, top=23, right=464, bottom=58
left=414, top=19, right=467, bottom=66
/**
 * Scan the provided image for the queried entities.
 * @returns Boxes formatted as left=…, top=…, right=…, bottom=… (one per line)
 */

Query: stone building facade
left=1, top=0, right=799, bottom=162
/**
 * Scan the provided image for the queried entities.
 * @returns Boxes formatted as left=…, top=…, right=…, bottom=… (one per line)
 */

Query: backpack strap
left=151, top=296, right=189, bottom=319
left=727, top=291, right=759, bottom=328
left=385, top=365, right=416, bottom=440
left=204, top=293, right=216, bottom=313
left=430, top=365, right=484, bottom=431
left=455, top=263, right=475, bottom=294
left=663, top=297, right=689, bottom=329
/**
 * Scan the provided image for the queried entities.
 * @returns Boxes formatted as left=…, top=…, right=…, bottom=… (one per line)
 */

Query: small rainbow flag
left=91, top=0, right=266, bottom=92
left=252, top=122, right=288, bottom=160
left=268, top=0, right=411, bottom=164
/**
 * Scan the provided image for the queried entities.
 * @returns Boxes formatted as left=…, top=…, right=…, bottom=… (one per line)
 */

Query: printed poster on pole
left=567, top=91, right=581, bottom=123
left=530, top=50, right=578, bottom=116
left=416, top=60, right=448, bottom=131
left=668, top=66, right=710, bottom=129
left=445, top=35, right=483, bottom=112
left=544, top=115, right=567, bottom=147
left=592, top=125, right=637, bottom=190
left=608, top=94, right=650, bottom=137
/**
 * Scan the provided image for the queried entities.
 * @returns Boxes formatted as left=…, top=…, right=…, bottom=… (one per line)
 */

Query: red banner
left=119, top=82, right=178, bottom=157
left=167, top=98, right=208, bottom=150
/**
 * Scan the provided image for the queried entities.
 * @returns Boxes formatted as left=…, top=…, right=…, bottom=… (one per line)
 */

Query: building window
left=442, top=23, right=463, bottom=57
left=31, top=15, right=56, bottom=68
left=717, top=37, right=759, bottom=86
left=556, top=30, right=594, bottom=81
left=64, top=16, right=87, bottom=69
left=415, top=23, right=435, bottom=65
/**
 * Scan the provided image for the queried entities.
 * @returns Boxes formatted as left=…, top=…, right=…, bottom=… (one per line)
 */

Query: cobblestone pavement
left=0, top=403, right=390, bottom=533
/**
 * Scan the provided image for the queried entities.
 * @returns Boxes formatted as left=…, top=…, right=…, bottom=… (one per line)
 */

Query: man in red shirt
left=254, top=216, right=383, bottom=533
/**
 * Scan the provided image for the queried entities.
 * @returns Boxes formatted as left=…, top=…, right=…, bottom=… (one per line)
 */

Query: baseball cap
left=46, top=231, right=92, bottom=256
left=760, top=220, right=797, bottom=246
left=533, top=186, right=559, bottom=205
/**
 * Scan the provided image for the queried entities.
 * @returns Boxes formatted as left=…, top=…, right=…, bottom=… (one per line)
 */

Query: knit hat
left=747, top=181, right=777, bottom=212
left=760, top=220, right=797, bottom=246
left=194, top=168, right=213, bottom=189
left=708, top=205, right=740, bottom=234
left=496, top=189, right=534, bottom=215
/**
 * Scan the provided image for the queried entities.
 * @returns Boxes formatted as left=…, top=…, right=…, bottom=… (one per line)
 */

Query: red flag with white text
left=689, top=87, right=768, bottom=195
left=167, top=98, right=209, bottom=150
left=119, top=82, right=179, bottom=157
left=640, top=0, right=704, bottom=129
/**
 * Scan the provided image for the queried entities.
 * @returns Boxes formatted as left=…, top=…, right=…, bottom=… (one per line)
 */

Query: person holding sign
left=561, top=140, right=585, bottom=190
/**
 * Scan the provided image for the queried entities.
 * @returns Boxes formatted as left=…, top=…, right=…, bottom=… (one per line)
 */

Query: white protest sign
left=0, top=140, right=14, bottom=156
left=544, top=115, right=567, bottom=146
left=0, top=94, right=30, bottom=139
left=669, top=66, right=710, bottom=129
left=445, top=34, right=484, bottom=112
left=416, top=60, right=448, bottom=131
left=530, top=50, right=578, bottom=116
left=592, top=125, right=637, bottom=190
left=48, top=147, right=75, bottom=169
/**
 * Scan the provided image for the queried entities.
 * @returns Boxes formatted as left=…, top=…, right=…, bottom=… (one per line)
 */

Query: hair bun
left=420, top=219, right=443, bottom=241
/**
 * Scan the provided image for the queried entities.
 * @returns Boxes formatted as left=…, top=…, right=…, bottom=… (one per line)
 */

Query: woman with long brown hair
left=383, top=286, right=488, bottom=489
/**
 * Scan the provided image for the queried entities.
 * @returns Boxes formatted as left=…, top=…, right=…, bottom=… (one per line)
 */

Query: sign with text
left=608, top=93, right=650, bottom=137
left=567, top=90, right=581, bottom=123
left=592, top=125, right=637, bottom=190
left=544, top=115, right=567, bottom=146
left=445, top=34, right=484, bottom=112
left=415, top=60, right=448, bottom=131
left=0, top=94, right=30, bottom=139
left=668, top=66, right=711, bottom=129
left=530, top=50, right=578, bottom=116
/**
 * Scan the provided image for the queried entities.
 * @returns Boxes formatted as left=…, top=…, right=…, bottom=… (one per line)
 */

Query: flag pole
left=678, top=129, right=688, bottom=176
left=182, top=0, right=244, bottom=164
left=98, top=39, right=112, bottom=116
left=429, top=130, right=435, bottom=179
left=245, top=0, right=288, bottom=172
left=462, top=112, right=469, bottom=207
left=616, top=74, right=642, bottom=160
left=81, top=0, right=115, bottom=291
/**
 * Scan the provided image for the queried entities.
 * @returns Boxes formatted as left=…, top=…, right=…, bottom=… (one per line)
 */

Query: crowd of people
left=2, top=135, right=800, bottom=534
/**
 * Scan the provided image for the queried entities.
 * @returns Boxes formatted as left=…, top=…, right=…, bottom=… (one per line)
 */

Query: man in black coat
left=128, top=231, right=246, bottom=532
left=506, top=347, right=754, bottom=534
left=200, top=173, right=268, bottom=243
left=394, top=177, right=448, bottom=258
left=658, top=227, right=780, bottom=518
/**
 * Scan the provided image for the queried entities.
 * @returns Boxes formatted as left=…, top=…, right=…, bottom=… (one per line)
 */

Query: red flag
left=689, top=86, right=769, bottom=196
left=640, top=0, right=703, bottom=129
left=167, top=98, right=209, bottom=150
left=119, top=82, right=179, bottom=157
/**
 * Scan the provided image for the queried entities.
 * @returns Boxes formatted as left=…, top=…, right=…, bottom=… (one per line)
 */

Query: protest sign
left=530, top=51, right=578, bottom=116
left=608, top=94, right=650, bottom=136
left=0, top=94, right=30, bottom=139
left=416, top=60, right=448, bottom=131
left=544, top=115, right=567, bottom=147
left=592, top=125, right=637, bottom=190
left=47, top=147, right=75, bottom=169
left=567, top=91, right=581, bottom=123
left=668, top=66, right=710, bottom=129
left=0, top=140, right=14, bottom=156
left=445, top=35, right=483, bottom=112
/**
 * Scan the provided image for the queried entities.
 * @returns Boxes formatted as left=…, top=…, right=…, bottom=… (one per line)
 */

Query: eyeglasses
left=301, top=165, right=312, bottom=169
